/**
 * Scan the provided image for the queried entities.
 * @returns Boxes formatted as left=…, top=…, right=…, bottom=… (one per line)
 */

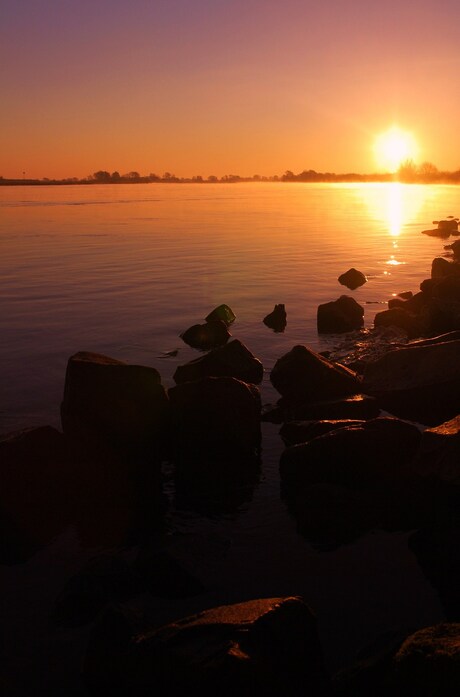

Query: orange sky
left=2, top=0, right=460, bottom=180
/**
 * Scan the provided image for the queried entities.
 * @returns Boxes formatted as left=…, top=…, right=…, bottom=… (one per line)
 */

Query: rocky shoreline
left=2, top=222, right=460, bottom=695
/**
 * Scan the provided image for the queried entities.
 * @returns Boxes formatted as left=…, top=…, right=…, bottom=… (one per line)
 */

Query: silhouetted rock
left=270, top=344, right=361, bottom=405
left=445, top=239, right=460, bottom=259
left=263, top=303, right=287, bottom=332
left=83, top=596, right=329, bottom=697
left=61, top=351, right=169, bottom=455
left=263, top=393, right=379, bottom=424
left=0, top=426, right=72, bottom=562
left=168, top=376, right=261, bottom=463
left=173, top=339, right=263, bottom=385
left=180, top=320, right=231, bottom=350
left=422, top=218, right=458, bottom=239
left=317, top=295, right=364, bottom=333
left=431, top=257, right=460, bottom=279
left=392, top=623, right=460, bottom=696
left=362, top=339, right=460, bottom=425
left=280, top=417, right=421, bottom=489
left=205, top=303, right=236, bottom=326
left=374, top=307, right=423, bottom=338
left=338, top=267, right=367, bottom=290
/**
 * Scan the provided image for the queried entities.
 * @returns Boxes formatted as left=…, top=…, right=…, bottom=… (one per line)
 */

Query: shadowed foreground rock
left=83, top=596, right=329, bottom=697
left=317, top=295, right=364, bottom=333
left=362, top=339, right=460, bottom=425
left=173, top=339, right=263, bottom=385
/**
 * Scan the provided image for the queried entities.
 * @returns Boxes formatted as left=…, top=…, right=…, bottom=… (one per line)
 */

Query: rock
left=362, top=339, right=460, bottom=425
left=407, top=330, right=460, bottom=348
left=168, top=376, right=261, bottom=463
left=280, top=419, right=365, bottom=446
left=264, top=394, right=380, bottom=424
left=392, top=623, right=460, bottom=696
left=205, top=303, right=236, bottom=326
left=83, top=596, right=329, bottom=697
left=338, top=268, right=367, bottom=290
left=270, top=344, right=361, bottom=405
left=374, top=307, right=423, bottom=338
left=431, top=257, right=460, bottom=279
left=445, top=239, right=460, bottom=259
left=317, top=295, right=364, bottom=333
left=422, top=228, right=452, bottom=239
left=173, top=339, right=263, bottom=385
left=280, top=417, right=421, bottom=490
left=263, top=303, right=287, bottom=332
left=133, top=546, right=205, bottom=598
left=435, top=218, right=459, bottom=232
left=180, top=320, right=231, bottom=350
left=411, top=414, right=460, bottom=485
left=61, top=351, right=170, bottom=454
left=0, top=426, right=72, bottom=562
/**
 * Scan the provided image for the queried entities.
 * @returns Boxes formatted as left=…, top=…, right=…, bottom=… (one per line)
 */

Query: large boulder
left=317, top=295, right=364, bottom=333
left=338, top=267, right=367, bottom=290
left=168, top=376, right=261, bottom=463
left=374, top=307, right=423, bottom=338
left=270, top=344, right=361, bottom=405
left=205, top=303, right=236, bottom=326
left=173, top=339, right=263, bottom=385
left=83, top=596, right=329, bottom=697
left=431, top=257, right=460, bottom=279
left=362, top=339, right=460, bottom=425
left=60, top=351, right=170, bottom=454
left=392, top=623, right=460, bottom=696
left=280, top=417, right=421, bottom=490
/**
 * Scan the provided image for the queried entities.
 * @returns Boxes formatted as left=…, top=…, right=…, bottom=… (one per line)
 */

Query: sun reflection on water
left=358, top=182, right=429, bottom=238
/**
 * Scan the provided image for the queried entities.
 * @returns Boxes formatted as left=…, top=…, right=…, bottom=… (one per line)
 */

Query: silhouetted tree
left=93, top=170, right=111, bottom=182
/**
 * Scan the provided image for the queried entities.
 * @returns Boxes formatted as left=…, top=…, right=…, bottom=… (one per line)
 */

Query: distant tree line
left=2, top=161, right=460, bottom=185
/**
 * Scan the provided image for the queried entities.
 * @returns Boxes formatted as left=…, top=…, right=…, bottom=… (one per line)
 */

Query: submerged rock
left=173, top=339, right=263, bottom=385
left=263, top=303, right=287, bottom=332
left=83, top=596, right=329, bottom=697
left=317, top=295, right=364, bottom=333
left=338, top=267, right=367, bottom=290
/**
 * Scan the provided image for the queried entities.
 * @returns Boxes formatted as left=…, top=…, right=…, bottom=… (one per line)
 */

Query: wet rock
left=445, top=239, right=460, bottom=259
left=338, top=268, right=367, bottom=290
left=266, top=393, right=380, bottom=424
left=0, top=426, right=72, bottom=562
left=407, top=330, right=460, bottom=347
left=280, top=417, right=421, bottom=490
left=392, top=623, right=460, bottom=696
left=270, top=344, right=360, bottom=405
left=168, top=376, right=261, bottom=463
left=411, top=414, right=460, bottom=485
left=61, top=351, right=170, bottom=455
left=317, top=295, right=364, bottom=333
left=362, top=339, right=460, bottom=425
left=280, top=419, right=365, bottom=446
left=173, top=339, right=263, bottom=385
left=180, top=320, right=231, bottom=350
left=83, top=596, right=329, bottom=697
left=205, top=303, right=236, bottom=326
left=374, top=307, right=423, bottom=338
left=263, top=303, right=287, bottom=332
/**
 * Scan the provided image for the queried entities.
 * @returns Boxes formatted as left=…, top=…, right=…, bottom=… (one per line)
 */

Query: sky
left=2, top=0, right=460, bottom=179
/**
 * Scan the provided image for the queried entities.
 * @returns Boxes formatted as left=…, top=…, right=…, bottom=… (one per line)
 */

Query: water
left=0, top=182, right=456, bottom=693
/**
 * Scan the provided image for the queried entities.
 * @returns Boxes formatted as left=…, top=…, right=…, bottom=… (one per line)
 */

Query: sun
left=374, top=127, right=418, bottom=172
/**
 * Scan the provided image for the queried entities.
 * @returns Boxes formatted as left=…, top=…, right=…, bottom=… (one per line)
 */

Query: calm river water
left=0, top=182, right=457, bottom=694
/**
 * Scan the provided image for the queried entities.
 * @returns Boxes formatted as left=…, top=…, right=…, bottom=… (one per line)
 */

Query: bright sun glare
left=374, top=127, right=418, bottom=172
